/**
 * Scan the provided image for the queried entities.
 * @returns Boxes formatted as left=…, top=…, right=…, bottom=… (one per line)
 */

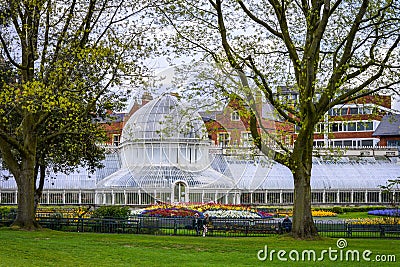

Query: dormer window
left=231, top=111, right=240, bottom=121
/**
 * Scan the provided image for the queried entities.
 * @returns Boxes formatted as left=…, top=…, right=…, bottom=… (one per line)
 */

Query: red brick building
left=312, top=95, right=391, bottom=147
left=102, top=92, right=399, bottom=149
left=199, top=95, right=291, bottom=148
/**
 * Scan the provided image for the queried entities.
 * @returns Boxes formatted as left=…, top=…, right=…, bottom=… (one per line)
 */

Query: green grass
left=336, top=212, right=380, bottom=219
left=0, top=228, right=399, bottom=266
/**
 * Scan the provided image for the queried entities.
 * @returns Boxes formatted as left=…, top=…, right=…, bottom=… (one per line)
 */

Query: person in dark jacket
left=282, top=215, right=292, bottom=233
left=193, top=213, right=201, bottom=235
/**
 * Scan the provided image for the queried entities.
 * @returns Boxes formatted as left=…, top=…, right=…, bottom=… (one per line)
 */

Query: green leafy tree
left=0, top=0, right=154, bottom=229
left=379, top=178, right=400, bottom=220
left=156, top=0, right=400, bottom=238
left=33, top=116, right=109, bottom=211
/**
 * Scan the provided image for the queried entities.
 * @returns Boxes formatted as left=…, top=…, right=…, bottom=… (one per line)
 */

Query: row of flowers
left=36, top=207, right=92, bottom=219
left=140, top=207, right=201, bottom=218
left=203, top=210, right=263, bottom=218
left=346, top=217, right=400, bottom=225
left=312, top=210, right=337, bottom=217
left=277, top=210, right=337, bottom=217
left=131, top=203, right=274, bottom=218
left=130, top=203, right=342, bottom=218
left=367, top=209, right=400, bottom=217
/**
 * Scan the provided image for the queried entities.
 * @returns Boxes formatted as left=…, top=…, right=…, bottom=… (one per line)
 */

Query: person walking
left=202, top=214, right=210, bottom=237
left=193, top=213, right=201, bottom=235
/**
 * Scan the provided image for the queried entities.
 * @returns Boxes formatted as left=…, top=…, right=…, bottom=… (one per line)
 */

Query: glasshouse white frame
left=0, top=188, right=398, bottom=206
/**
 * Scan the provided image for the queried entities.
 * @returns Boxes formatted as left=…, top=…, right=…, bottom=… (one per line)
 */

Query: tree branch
left=237, top=0, right=283, bottom=39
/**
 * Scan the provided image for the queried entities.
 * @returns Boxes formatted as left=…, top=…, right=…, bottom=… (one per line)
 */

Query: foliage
left=379, top=178, right=400, bottom=209
left=332, top=207, right=344, bottom=214
left=0, top=0, right=155, bottom=228
left=0, top=206, right=16, bottom=219
left=91, top=206, right=130, bottom=219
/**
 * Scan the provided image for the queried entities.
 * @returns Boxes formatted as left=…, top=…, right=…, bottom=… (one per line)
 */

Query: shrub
left=341, top=206, right=387, bottom=213
left=91, top=206, right=130, bottom=219
left=1, top=207, right=17, bottom=219
left=332, top=207, right=344, bottom=214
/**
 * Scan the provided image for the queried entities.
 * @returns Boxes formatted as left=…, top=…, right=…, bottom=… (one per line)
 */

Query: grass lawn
left=0, top=228, right=399, bottom=267
left=336, top=212, right=381, bottom=219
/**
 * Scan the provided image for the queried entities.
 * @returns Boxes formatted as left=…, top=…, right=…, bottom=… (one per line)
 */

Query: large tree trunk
left=290, top=120, right=318, bottom=239
left=11, top=117, right=40, bottom=230
left=291, top=162, right=318, bottom=238
left=12, top=157, right=40, bottom=229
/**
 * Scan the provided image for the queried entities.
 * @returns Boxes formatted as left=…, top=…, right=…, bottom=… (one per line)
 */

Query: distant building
left=199, top=94, right=292, bottom=148
left=100, top=89, right=399, bottom=152
left=373, top=114, right=400, bottom=147
left=273, top=86, right=393, bottom=148
left=312, top=95, right=392, bottom=148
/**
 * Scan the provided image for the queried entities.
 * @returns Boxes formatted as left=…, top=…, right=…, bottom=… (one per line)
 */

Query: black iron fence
left=34, top=216, right=282, bottom=236
left=1, top=214, right=400, bottom=238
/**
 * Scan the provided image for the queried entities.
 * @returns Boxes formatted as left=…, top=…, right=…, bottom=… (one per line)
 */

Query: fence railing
left=2, top=215, right=399, bottom=238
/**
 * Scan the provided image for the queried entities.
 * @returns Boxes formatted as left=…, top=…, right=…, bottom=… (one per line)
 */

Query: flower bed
left=131, top=203, right=274, bottom=218
left=367, top=209, right=400, bottom=217
left=312, top=210, right=337, bottom=217
left=346, top=217, right=400, bottom=225
left=277, top=210, right=337, bottom=217
left=141, top=207, right=200, bottom=218
left=204, top=210, right=261, bottom=218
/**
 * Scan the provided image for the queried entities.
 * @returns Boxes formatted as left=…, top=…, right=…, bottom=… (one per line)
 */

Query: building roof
left=96, top=165, right=235, bottom=189
left=199, top=110, right=221, bottom=121
left=372, top=114, right=400, bottom=136
left=94, top=112, right=125, bottom=123
left=121, top=94, right=207, bottom=142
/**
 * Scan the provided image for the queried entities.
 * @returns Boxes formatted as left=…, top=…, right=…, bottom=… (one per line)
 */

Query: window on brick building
left=113, top=134, right=121, bottom=146
left=347, top=122, right=356, bottom=131
left=331, top=123, right=343, bottom=132
left=349, top=107, right=358, bottom=115
left=388, top=140, right=400, bottom=147
left=218, top=133, right=230, bottom=147
left=241, top=132, right=253, bottom=147
left=231, top=111, right=240, bottom=121
left=357, top=121, right=373, bottom=131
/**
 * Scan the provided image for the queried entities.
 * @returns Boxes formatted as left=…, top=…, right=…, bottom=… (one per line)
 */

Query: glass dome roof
left=121, top=94, right=206, bottom=142
left=96, top=165, right=235, bottom=189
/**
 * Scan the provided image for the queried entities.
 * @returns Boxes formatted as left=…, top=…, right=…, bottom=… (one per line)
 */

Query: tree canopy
left=0, top=0, right=155, bottom=229
left=156, top=0, right=400, bottom=238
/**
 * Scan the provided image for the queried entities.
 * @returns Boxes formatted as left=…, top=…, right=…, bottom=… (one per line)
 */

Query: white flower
left=131, top=209, right=144, bottom=215
left=204, top=210, right=261, bottom=218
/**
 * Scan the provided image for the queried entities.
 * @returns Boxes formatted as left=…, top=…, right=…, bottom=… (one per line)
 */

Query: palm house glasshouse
left=1, top=93, right=400, bottom=206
